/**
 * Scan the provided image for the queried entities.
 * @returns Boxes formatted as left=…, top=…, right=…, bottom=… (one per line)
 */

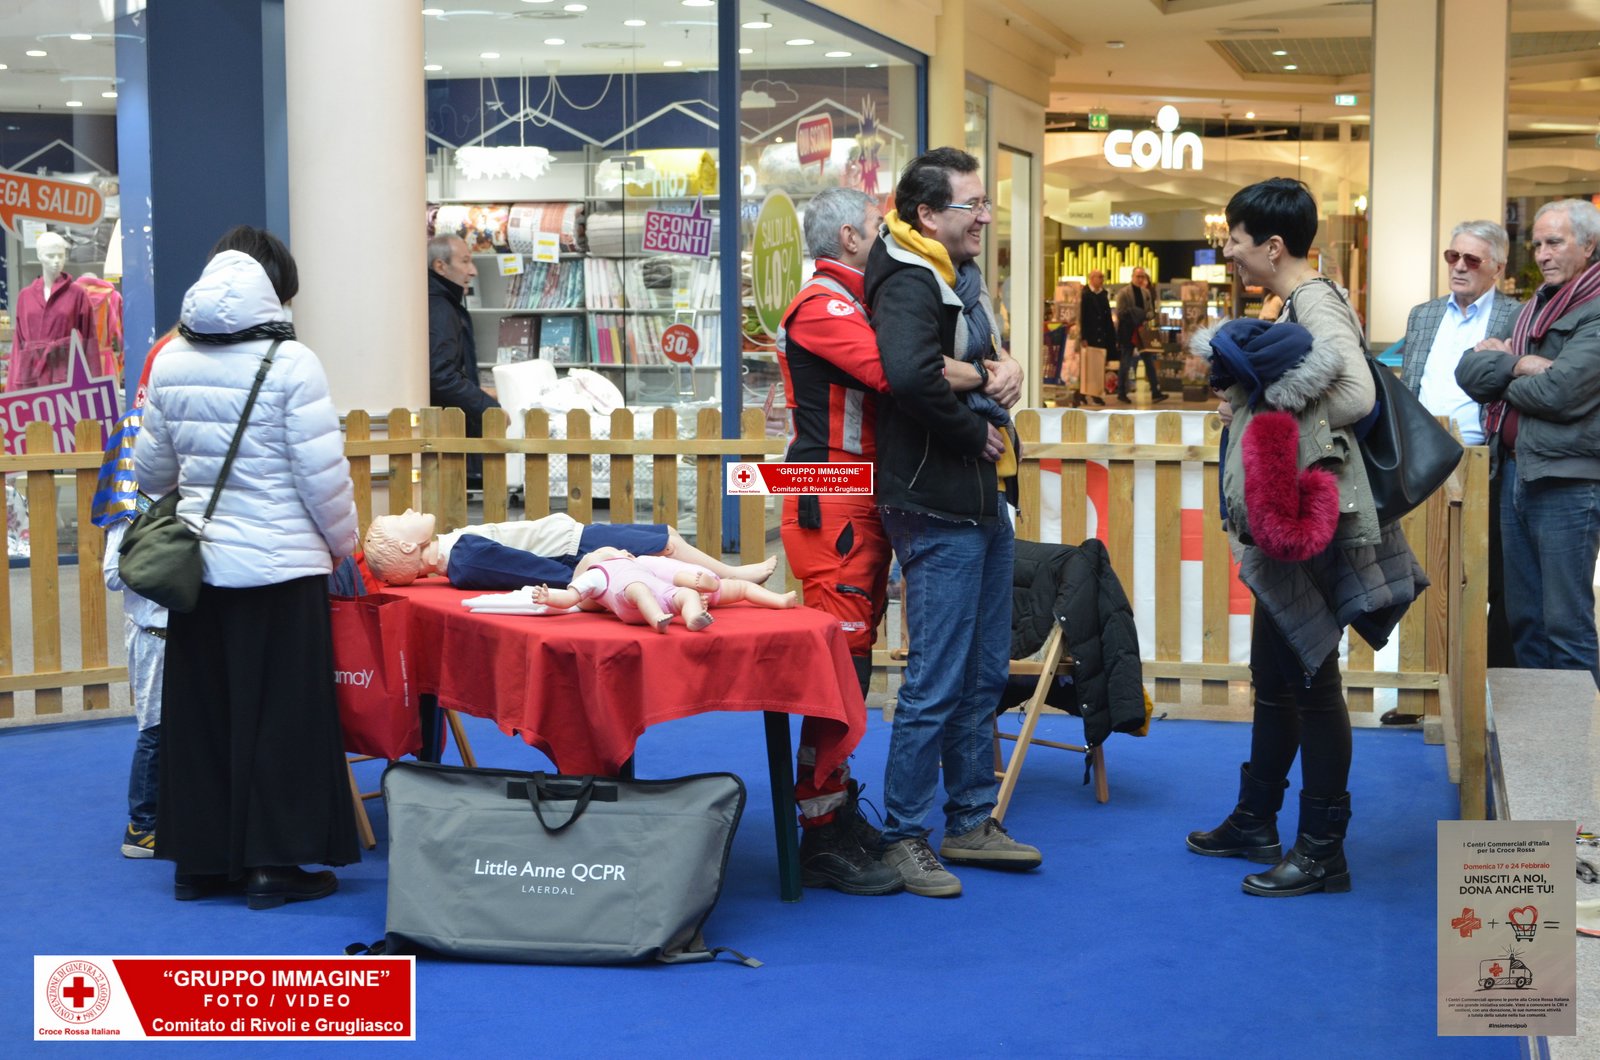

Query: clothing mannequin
left=361, top=510, right=778, bottom=588
left=11, top=232, right=99, bottom=390
left=530, top=547, right=797, bottom=632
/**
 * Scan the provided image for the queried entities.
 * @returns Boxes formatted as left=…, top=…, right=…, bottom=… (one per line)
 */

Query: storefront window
left=422, top=1, right=922, bottom=417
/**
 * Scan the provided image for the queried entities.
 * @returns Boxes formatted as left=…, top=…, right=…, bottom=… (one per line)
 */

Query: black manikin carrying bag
left=375, top=761, right=755, bottom=966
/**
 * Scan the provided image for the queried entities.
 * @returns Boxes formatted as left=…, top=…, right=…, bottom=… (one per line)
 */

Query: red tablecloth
left=388, top=579, right=865, bottom=782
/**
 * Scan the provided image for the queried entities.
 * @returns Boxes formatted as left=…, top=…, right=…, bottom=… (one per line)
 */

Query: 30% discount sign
left=660, top=324, right=699, bottom=365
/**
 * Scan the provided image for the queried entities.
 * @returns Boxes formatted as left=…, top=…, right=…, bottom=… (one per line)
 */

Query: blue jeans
left=128, top=724, right=160, bottom=832
left=880, top=509, right=1014, bottom=842
left=1499, top=458, right=1600, bottom=688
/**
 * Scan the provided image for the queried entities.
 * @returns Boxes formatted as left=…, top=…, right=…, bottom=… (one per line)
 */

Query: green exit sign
left=1088, top=110, right=1109, bottom=131
left=1333, top=94, right=1358, bottom=106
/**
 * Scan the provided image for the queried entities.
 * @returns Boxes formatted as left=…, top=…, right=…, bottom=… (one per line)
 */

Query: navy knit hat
left=1206, top=318, right=1315, bottom=408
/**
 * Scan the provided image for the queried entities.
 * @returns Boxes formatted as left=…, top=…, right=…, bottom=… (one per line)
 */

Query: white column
left=1437, top=0, right=1510, bottom=297
left=1368, top=1, right=1441, bottom=343
left=928, top=0, right=966, bottom=150
left=283, top=0, right=427, bottom=415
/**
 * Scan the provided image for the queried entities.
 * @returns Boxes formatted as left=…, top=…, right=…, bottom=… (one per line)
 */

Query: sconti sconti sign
left=1103, top=105, right=1204, bottom=172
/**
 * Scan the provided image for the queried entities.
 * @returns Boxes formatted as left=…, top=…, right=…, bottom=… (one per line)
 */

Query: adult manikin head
left=362, top=509, right=439, bottom=585
left=36, top=232, right=68, bottom=287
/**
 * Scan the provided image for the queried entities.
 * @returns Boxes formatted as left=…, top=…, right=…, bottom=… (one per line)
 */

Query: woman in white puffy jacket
left=135, top=227, right=361, bottom=910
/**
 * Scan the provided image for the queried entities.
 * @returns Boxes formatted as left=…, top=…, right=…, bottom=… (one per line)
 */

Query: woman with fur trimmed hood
left=1185, top=178, right=1427, bottom=899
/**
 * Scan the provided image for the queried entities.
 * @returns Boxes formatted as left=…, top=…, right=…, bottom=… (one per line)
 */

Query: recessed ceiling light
left=785, top=38, right=813, bottom=46
left=421, top=7, right=443, bottom=14
left=424, top=63, right=442, bottom=71
left=26, top=49, right=46, bottom=57
left=774, top=136, right=784, bottom=143
left=65, top=100, right=82, bottom=107
left=663, top=59, right=683, bottom=67
left=825, top=51, right=851, bottom=58
left=1106, top=41, right=1125, bottom=49
left=1245, top=111, right=1256, bottom=119
left=101, top=90, right=117, bottom=98
left=865, top=63, right=879, bottom=68
left=0, top=63, right=8, bottom=70
left=544, top=38, right=565, bottom=45
left=682, top=0, right=715, bottom=6
left=742, top=19, right=771, bottom=28
left=70, top=33, right=93, bottom=41
left=737, top=47, right=752, bottom=54
left=1300, top=154, right=1310, bottom=160
left=1283, top=64, right=1297, bottom=70
left=563, top=2, right=587, bottom=10
left=624, top=19, right=646, bottom=27
left=480, top=51, right=500, bottom=59
left=1272, top=50, right=1287, bottom=56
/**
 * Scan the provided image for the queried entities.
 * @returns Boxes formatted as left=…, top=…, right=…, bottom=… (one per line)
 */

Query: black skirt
left=156, top=575, right=360, bottom=876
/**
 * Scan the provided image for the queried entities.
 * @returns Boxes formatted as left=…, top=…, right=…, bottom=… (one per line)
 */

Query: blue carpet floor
left=7, top=709, right=1517, bottom=1058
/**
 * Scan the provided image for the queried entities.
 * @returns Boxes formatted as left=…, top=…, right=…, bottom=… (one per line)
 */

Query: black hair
left=209, top=224, right=299, bottom=304
left=894, top=146, right=980, bottom=228
left=1225, top=178, right=1319, bottom=259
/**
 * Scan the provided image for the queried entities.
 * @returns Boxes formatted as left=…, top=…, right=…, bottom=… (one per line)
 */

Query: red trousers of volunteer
left=782, top=495, right=891, bottom=825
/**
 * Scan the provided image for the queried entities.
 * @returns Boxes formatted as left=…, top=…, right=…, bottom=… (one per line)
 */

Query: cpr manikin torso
left=11, top=231, right=99, bottom=390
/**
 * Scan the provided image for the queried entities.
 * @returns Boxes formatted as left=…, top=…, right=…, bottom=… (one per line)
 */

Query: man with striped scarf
left=1458, top=198, right=1600, bottom=687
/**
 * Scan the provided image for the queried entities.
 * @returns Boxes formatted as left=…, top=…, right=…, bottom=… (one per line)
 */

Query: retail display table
left=386, top=579, right=867, bottom=900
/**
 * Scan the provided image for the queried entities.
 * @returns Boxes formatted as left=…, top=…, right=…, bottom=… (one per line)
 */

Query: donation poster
left=1437, top=820, right=1577, bottom=1037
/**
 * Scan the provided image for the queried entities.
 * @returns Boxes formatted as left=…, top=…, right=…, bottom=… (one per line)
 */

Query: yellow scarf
left=884, top=209, right=956, bottom=288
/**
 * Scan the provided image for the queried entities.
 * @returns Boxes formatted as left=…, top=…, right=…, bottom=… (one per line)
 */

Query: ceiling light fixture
left=785, top=38, right=813, bottom=46
left=421, top=7, right=443, bottom=14
left=70, top=33, right=93, bottom=41
left=624, top=19, right=646, bottom=27
left=424, top=63, right=442, bottom=71
left=738, top=47, right=753, bottom=54
left=481, top=51, right=500, bottom=59
left=825, top=51, right=851, bottom=58
left=563, top=2, right=587, bottom=10
left=1283, top=64, right=1297, bottom=71
left=1106, top=41, right=1125, bottom=49
left=544, top=38, right=565, bottom=45
left=1272, top=49, right=1287, bottom=56
left=663, top=59, right=683, bottom=67
left=682, top=0, right=715, bottom=6
left=1245, top=110, right=1256, bottom=119
left=26, top=49, right=47, bottom=57
left=65, top=100, right=82, bottom=107
left=101, top=90, right=117, bottom=98
left=742, top=18, right=771, bottom=28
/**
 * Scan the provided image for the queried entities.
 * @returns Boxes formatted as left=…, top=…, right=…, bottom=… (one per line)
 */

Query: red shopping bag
left=329, top=593, right=421, bottom=760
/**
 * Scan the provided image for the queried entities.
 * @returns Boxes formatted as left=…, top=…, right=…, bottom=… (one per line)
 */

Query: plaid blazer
left=1399, top=291, right=1521, bottom=397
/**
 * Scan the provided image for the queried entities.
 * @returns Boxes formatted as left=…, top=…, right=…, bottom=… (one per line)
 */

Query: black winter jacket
left=1004, top=538, right=1148, bottom=748
left=864, top=235, right=998, bottom=522
left=427, top=270, right=498, bottom=436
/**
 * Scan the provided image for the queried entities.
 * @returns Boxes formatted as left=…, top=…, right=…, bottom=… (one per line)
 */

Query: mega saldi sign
left=0, top=166, right=103, bottom=236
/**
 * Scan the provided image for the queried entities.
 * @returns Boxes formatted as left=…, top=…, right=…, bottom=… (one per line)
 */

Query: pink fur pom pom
left=1241, top=410, right=1341, bottom=562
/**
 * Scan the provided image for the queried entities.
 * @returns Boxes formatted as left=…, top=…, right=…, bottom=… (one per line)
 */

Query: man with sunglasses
left=1388, top=222, right=1522, bottom=716
left=863, top=147, right=1037, bottom=898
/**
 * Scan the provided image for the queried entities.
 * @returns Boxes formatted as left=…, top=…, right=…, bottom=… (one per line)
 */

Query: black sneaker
left=122, top=824, right=156, bottom=858
left=799, top=819, right=904, bottom=896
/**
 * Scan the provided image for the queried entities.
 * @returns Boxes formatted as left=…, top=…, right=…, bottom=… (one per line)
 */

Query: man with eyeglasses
left=1385, top=221, right=1523, bottom=717
left=1114, top=267, right=1167, bottom=403
left=863, top=146, right=1038, bottom=898
left=1459, top=199, right=1600, bottom=689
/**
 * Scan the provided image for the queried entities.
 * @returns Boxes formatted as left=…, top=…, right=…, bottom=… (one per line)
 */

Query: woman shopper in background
left=1186, top=178, right=1427, bottom=897
left=135, top=226, right=361, bottom=908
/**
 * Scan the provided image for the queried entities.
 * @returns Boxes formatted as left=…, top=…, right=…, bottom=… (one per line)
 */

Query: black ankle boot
left=1242, top=792, right=1352, bottom=897
left=245, top=866, right=339, bottom=910
left=799, top=816, right=903, bottom=896
left=1186, top=763, right=1287, bottom=863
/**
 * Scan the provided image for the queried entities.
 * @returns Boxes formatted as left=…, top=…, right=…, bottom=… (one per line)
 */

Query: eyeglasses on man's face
left=944, top=198, right=994, bottom=214
left=1443, top=249, right=1486, bottom=270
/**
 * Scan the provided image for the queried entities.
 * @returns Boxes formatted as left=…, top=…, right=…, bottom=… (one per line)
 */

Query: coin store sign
left=1103, top=105, right=1204, bottom=172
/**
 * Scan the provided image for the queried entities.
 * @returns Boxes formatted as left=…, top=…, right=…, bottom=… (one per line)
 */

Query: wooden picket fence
left=0, top=404, right=1492, bottom=817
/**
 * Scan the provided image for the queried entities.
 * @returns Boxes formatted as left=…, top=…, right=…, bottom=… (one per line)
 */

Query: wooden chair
left=345, top=707, right=478, bottom=849
left=992, top=622, right=1109, bottom=826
